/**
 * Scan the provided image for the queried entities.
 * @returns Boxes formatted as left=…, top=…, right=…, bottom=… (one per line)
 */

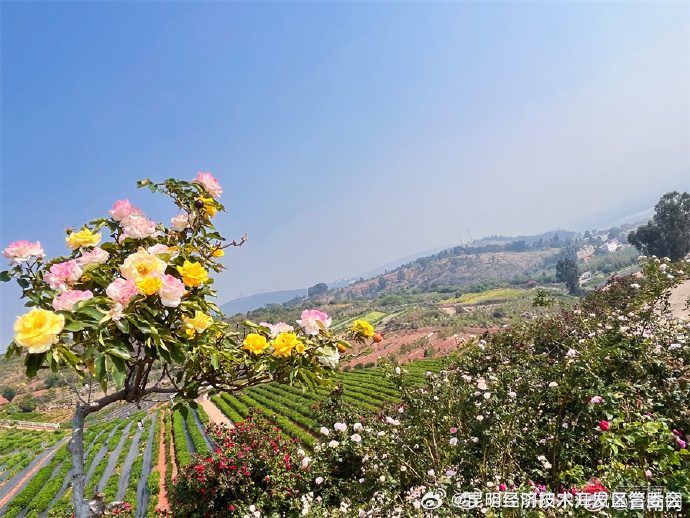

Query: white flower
left=315, top=477, right=324, bottom=484
left=449, top=437, right=458, bottom=446
left=486, top=481, right=494, bottom=487
left=566, top=349, right=578, bottom=358
left=427, top=469, right=435, bottom=476
left=379, top=475, right=385, bottom=483
left=477, top=380, right=488, bottom=390
left=385, top=417, right=400, bottom=426
left=316, top=346, right=340, bottom=367
left=537, top=455, right=547, bottom=462
left=321, top=427, right=330, bottom=436
left=543, top=461, right=552, bottom=469
left=353, top=423, right=363, bottom=432
left=328, top=440, right=340, bottom=448
left=298, top=449, right=305, bottom=457
left=395, top=367, right=401, bottom=374
left=334, top=422, right=347, bottom=432
left=476, top=415, right=484, bottom=421
left=170, top=213, right=190, bottom=231
left=301, top=457, right=311, bottom=468
left=351, top=434, right=362, bottom=443
left=483, top=392, right=491, bottom=400
left=377, top=431, right=386, bottom=437
left=400, top=465, right=407, bottom=471
left=508, top=391, right=517, bottom=398
left=549, top=382, right=558, bottom=388
left=630, top=283, right=640, bottom=289
left=471, top=436, right=479, bottom=443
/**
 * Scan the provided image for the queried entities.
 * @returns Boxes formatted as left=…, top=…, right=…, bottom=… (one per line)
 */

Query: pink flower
left=645, top=470, right=652, bottom=478
left=334, top=422, right=347, bottom=432
left=599, top=420, right=610, bottom=432
left=147, top=244, right=169, bottom=255
left=296, top=309, right=332, bottom=335
left=121, top=215, right=157, bottom=239
left=450, top=427, right=457, bottom=434
left=590, top=396, right=603, bottom=404
left=154, top=273, right=185, bottom=308
left=3, top=241, right=45, bottom=265
left=351, top=434, right=362, bottom=443
left=170, top=213, right=190, bottom=231
left=106, top=278, right=139, bottom=306
left=53, top=290, right=94, bottom=312
left=76, top=247, right=110, bottom=266
left=109, top=200, right=135, bottom=221
left=44, top=261, right=83, bottom=290
left=499, top=483, right=507, bottom=491
left=259, top=321, right=295, bottom=339
left=193, top=172, right=223, bottom=198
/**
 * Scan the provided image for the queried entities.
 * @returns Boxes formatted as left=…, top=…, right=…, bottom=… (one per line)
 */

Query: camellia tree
left=1, top=173, right=357, bottom=518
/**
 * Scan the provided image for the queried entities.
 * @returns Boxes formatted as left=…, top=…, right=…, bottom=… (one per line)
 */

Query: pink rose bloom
left=3, top=240, right=45, bottom=265
left=106, top=278, right=139, bottom=306
left=109, top=199, right=135, bottom=221
left=53, top=290, right=94, bottom=312
left=296, top=309, right=332, bottom=335
left=259, top=321, right=295, bottom=339
left=170, top=213, right=190, bottom=231
left=76, top=247, right=110, bottom=266
left=450, top=427, right=457, bottom=434
left=147, top=244, right=169, bottom=255
left=590, top=396, right=603, bottom=404
left=44, top=260, right=83, bottom=290
left=193, top=172, right=223, bottom=198
left=121, top=215, right=157, bottom=239
left=154, top=273, right=185, bottom=308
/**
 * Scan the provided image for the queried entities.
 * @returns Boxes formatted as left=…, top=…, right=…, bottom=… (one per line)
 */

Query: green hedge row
left=211, top=395, right=243, bottom=425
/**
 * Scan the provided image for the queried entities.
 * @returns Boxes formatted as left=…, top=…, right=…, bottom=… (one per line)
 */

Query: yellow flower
left=295, top=341, right=305, bottom=354
left=66, top=228, right=101, bottom=250
left=136, top=276, right=163, bottom=296
left=243, top=333, right=268, bottom=354
left=350, top=319, right=375, bottom=337
left=121, top=250, right=167, bottom=282
left=176, top=260, right=209, bottom=287
left=212, top=248, right=224, bottom=258
left=14, top=308, right=65, bottom=354
left=272, top=332, right=300, bottom=357
left=183, top=311, right=213, bottom=334
left=201, top=197, right=216, bottom=218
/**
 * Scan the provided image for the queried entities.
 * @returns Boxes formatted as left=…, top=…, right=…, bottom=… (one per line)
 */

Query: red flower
left=599, top=420, right=610, bottom=431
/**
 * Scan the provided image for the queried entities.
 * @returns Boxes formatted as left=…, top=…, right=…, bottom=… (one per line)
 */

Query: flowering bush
left=2, top=173, right=352, bottom=518
left=171, top=258, right=690, bottom=517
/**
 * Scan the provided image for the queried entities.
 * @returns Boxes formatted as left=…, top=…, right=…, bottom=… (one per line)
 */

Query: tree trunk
left=69, top=403, right=90, bottom=518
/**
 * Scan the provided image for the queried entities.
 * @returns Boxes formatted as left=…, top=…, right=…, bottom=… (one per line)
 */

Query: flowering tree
left=1, top=173, right=352, bottom=518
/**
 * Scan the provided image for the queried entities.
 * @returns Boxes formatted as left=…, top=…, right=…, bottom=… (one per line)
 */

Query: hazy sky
left=1, top=2, right=689, bottom=345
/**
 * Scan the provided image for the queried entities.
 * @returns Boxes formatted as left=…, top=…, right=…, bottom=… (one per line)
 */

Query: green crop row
left=102, top=421, right=138, bottom=501
left=211, top=395, right=243, bottom=425
left=3, top=445, right=69, bottom=518
left=123, top=417, right=153, bottom=513
left=184, top=410, right=209, bottom=454
left=236, top=394, right=315, bottom=448
left=219, top=393, right=249, bottom=418
left=244, top=388, right=320, bottom=433
left=172, top=411, right=191, bottom=467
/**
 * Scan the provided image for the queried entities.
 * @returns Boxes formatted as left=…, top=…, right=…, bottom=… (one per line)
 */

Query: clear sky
left=1, top=1, right=689, bottom=346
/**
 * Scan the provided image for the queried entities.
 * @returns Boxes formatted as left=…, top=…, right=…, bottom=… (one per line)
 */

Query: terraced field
left=0, top=360, right=442, bottom=516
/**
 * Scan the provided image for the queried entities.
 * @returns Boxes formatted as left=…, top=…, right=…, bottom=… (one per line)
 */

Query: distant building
left=580, top=271, right=593, bottom=281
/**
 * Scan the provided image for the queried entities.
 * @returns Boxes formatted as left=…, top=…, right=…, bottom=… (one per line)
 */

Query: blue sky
left=1, top=2, right=689, bottom=345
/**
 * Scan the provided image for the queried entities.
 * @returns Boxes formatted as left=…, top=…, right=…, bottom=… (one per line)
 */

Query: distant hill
left=220, top=289, right=308, bottom=316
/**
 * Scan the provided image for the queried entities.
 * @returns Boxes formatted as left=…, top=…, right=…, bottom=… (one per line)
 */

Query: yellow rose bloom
left=272, top=332, right=300, bottom=357
left=212, top=248, right=224, bottom=258
left=120, top=250, right=167, bottom=282
left=295, top=341, right=305, bottom=354
left=182, top=311, right=213, bottom=333
left=176, top=260, right=209, bottom=287
left=243, top=333, right=268, bottom=354
left=201, top=197, right=217, bottom=218
left=350, top=319, right=375, bottom=337
left=66, top=229, right=101, bottom=250
left=14, top=308, right=65, bottom=354
left=136, top=276, right=163, bottom=296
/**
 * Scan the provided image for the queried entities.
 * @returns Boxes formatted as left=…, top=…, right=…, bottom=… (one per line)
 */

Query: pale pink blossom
left=170, top=213, right=190, bottom=231
left=121, top=215, right=157, bottom=239
left=259, top=321, right=295, bottom=339
left=154, top=273, right=185, bottom=308
left=296, top=309, right=332, bottom=335
left=449, top=437, right=458, bottom=446
left=351, top=434, right=362, bottom=443
left=590, top=396, right=603, bottom=404
left=3, top=241, right=45, bottom=265
left=320, top=427, right=330, bottom=436
left=106, top=278, right=139, bottom=306
left=334, top=422, right=347, bottom=432
left=52, top=290, right=94, bottom=312
left=193, top=172, right=223, bottom=198
left=44, top=260, right=83, bottom=290
left=147, top=244, right=169, bottom=255
left=76, top=247, right=110, bottom=266
left=109, top=199, right=135, bottom=221
left=450, top=427, right=457, bottom=434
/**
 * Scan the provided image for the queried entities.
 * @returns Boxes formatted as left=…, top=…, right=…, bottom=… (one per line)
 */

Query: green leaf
left=17, top=278, right=29, bottom=289
left=64, top=321, right=85, bottom=332
left=109, top=356, right=126, bottom=390
left=94, top=353, right=106, bottom=382
left=0, top=271, right=11, bottom=282
left=114, top=318, right=130, bottom=334
left=170, top=344, right=186, bottom=364
left=189, top=400, right=198, bottom=410
left=24, top=352, right=47, bottom=378
left=137, top=179, right=152, bottom=188
left=106, top=347, right=132, bottom=361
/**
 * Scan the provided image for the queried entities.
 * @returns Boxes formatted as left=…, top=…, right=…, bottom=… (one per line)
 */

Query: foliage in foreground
left=172, top=257, right=689, bottom=517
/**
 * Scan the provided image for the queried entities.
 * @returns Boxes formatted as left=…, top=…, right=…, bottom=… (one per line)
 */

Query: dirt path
left=0, top=437, right=69, bottom=510
left=667, top=279, right=690, bottom=319
left=156, top=413, right=170, bottom=511
left=198, top=397, right=234, bottom=428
